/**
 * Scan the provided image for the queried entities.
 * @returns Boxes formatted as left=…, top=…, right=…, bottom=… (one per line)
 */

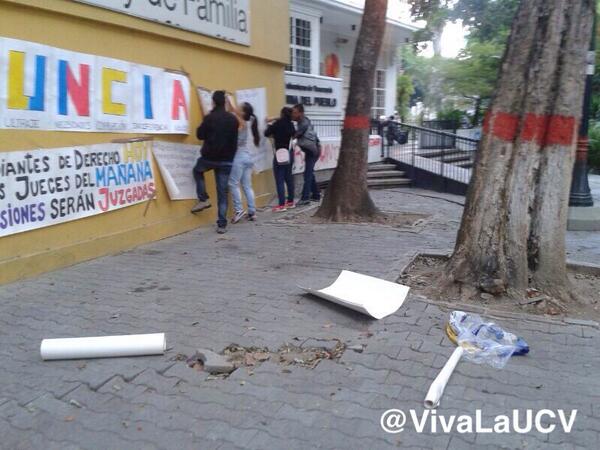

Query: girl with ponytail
left=228, top=100, right=260, bottom=223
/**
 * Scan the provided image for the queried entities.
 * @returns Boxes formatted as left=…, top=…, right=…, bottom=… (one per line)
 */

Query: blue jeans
left=273, top=158, right=294, bottom=206
left=193, top=157, right=232, bottom=228
left=228, top=151, right=256, bottom=215
left=301, top=150, right=320, bottom=201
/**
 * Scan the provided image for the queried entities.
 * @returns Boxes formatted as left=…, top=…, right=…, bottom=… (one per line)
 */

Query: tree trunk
left=431, top=24, right=444, bottom=58
left=315, top=0, right=388, bottom=222
left=446, top=0, right=595, bottom=302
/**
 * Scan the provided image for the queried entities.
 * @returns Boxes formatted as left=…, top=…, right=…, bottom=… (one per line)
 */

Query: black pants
left=301, top=150, right=320, bottom=201
left=273, top=159, right=295, bottom=206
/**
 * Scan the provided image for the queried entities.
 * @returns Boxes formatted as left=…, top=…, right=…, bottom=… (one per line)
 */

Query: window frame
left=371, top=69, right=387, bottom=119
left=286, top=7, right=320, bottom=75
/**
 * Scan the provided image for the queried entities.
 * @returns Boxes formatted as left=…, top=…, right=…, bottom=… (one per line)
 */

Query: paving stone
left=0, top=188, right=598, bottom=449
left=195, top=348, right=235, bottom=374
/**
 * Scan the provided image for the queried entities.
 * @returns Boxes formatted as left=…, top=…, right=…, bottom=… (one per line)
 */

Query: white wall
left=320, top=28, right=398, bottom=120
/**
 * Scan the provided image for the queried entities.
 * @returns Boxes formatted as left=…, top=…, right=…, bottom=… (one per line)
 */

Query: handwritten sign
left=152, top=141, right=199, bottom=200
left=236, top=87, right=272, bottom=172
left=0, top=141, right=156, bottom=237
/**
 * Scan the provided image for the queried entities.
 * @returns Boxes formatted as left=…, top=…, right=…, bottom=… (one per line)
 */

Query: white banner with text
left=0, top=37, right=190, bottom=134
left=0, top=141, right=156, bottom=237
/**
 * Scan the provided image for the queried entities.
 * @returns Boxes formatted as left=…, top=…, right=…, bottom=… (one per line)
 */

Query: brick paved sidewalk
left=0, top=188, right=598, bottom=450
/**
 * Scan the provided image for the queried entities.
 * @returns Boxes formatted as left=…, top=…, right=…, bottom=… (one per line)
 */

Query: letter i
left=143, top=75, right=154, bottom=119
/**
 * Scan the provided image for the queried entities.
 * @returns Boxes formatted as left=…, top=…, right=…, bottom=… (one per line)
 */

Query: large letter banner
left=0, top=37, right=190, bottom=134
left=0, top=141, right=156, bottom=237
left=0, top=38, right=55, bottom=131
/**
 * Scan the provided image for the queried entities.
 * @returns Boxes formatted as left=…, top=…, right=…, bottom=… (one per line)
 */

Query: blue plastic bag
left=449, top=311, right=529, bottom=369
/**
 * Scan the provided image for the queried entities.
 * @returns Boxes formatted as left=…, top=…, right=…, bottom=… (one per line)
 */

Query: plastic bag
left=448, top=311, right=529, bottom=369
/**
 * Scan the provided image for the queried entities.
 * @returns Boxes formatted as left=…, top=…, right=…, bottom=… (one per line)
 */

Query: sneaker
left=296, top=199, right=311, bottom=206
left=272, top=205, right=287, bottom=213
left=310, top=197, right=321, bottom=203
left=231, top=210, right=247, bottom=224
left=285, top=201, right=296, bottom=209
left=216, top=226, right=227, bottom=234
left=247, top=213, right=256, bottom=222
left=191, top=200, right=211, bottom=213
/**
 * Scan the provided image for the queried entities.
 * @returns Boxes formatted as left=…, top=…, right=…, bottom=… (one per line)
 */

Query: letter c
left=102, top=68, right=127, bottom=116
left=535, top=410, right=556, bottom=434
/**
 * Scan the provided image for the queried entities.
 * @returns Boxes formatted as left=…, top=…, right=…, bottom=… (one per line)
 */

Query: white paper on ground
left=300, top=270, right=410, bottom=319
left=40, top=333, right=166, bottom=361
left=424, top=346, right=464, bottom=409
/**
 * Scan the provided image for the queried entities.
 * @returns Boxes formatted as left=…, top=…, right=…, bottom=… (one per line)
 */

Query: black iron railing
left=311, top=119, right=383, bottom=139
left=386, top=122, right=480, bottom=193
left=310, top=119, right=481, bottom=194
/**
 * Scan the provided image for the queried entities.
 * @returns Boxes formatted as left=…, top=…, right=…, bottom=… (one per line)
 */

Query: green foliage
left=443, top=40, right=503, bottom=100
left=590, top=122, right=600, bottom=170
left=402, top=47, right=446, bottom=110
left=592, top=94, right=600, bottom=121
left=452, top=0, right=520, bottom=44
left=408, top=0, right=454, bottom=55
left=396, top=74, right=415, bottom=121
left=436, top=108, right=466, bottom=125
left=404, top=0, right=518, bottom=120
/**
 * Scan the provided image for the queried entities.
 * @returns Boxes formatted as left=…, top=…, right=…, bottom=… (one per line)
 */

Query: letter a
left=171, top=79, right=188, bottom=120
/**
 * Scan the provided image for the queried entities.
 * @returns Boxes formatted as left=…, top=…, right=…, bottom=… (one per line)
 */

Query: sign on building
left=285, top=72, right=342, bottom=115
left=0, top=141, right=156, bottom=237
left=73, top=0, right=251, bottom=46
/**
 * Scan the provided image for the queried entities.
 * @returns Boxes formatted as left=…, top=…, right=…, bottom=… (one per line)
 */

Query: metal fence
left=310, top=119, right=481, bottom=194
left=311, top=119, right=381, bottom=138
left=386, top=122, right=480, bottom=193
left=311, top=120, right=343, bottom=139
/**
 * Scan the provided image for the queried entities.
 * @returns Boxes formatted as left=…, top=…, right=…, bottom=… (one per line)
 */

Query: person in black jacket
left=192, top=90, right=239, bottom=233
left=265, top=107, right=296, bottom=212
left=292, top=104, right=321, bottom=206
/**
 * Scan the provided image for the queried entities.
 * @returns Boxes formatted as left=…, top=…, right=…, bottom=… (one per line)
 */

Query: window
left=341, top=65, right=351, bottom=111
left=372, top=69, right=386, bottom=119
left=287, top=16, right=312, bottom=74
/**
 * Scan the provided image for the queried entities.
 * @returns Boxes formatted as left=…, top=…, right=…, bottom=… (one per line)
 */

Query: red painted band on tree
left=343, top=116, right=371, bottom=130
left=483, top=111, right=577, bottom=146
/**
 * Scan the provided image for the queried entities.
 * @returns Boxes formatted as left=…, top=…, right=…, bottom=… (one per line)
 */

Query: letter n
left=58, top=60, right=90, bottom=116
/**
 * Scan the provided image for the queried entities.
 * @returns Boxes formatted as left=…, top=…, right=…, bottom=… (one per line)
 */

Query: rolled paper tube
left=40, top=333, right=166, bottom=361
left=424, top=346, right=464, bottom=409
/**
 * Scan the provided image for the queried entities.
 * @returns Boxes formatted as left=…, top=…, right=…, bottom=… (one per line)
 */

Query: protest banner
left=0, top=141, right=156, bottom=237
left=0, top=37, right=190, bottom=134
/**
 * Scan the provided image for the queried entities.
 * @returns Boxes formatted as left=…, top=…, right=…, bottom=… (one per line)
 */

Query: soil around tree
left=400, top=255, right=600, bottom=322
left=274, top=207, right=430, bottom=228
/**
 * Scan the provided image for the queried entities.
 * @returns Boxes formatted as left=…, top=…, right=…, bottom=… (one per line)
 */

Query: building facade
left=285, top=0, right=416, bottom=123
left=0, top=0, right=288, bottom=284
left=0, top=0, right=415, bottom=284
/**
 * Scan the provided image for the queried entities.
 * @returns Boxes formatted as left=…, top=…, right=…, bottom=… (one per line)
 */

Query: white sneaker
left=191, top=200, right=211, bottom=213
left=231, top=210, right=247, bottom=224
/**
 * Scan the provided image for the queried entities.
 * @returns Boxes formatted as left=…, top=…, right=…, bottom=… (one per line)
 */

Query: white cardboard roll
left=424, top=346, right=464, bottom=409
left=40, top=333, right=166, bottom=361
